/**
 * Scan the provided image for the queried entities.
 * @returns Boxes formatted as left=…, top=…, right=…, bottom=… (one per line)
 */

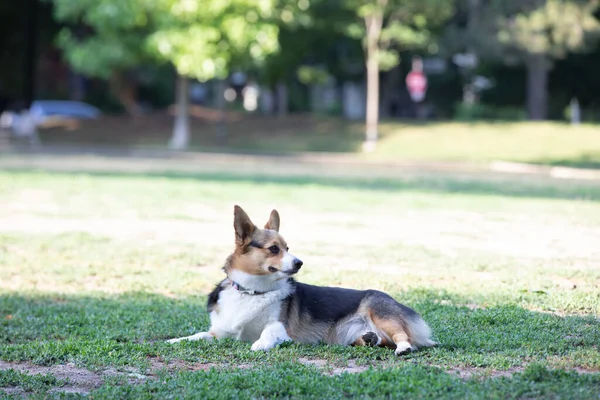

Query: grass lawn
left=33, top=113, right=600, bottom=168
left=1, top=156, right=600, bottom=398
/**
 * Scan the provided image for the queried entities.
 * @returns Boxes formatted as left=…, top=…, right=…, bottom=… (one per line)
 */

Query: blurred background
left=1, top=0, right=599, bottom=164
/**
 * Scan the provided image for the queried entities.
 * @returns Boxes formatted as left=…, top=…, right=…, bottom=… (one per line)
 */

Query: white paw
left=395, top=341, right=413, bottom=356
left=166, top=332, right=214, bottom=344
left=251, top=338, right=276, bottom=351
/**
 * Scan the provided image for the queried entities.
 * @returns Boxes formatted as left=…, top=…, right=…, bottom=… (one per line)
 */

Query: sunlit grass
left=373, top=121, right=600, bottom=167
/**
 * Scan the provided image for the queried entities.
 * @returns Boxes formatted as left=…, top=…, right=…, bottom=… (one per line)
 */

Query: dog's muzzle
left=287, top=258, right=303, bottom=274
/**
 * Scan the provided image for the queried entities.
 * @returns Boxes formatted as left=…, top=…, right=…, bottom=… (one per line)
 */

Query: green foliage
left=350, top=0, right=455, bottom=67
left=259, top=0, right=454, bottom=87
left=297, top=66, right=331, bottom=85
left=56, top=32, right=148, bottom=79
left=52, top=0, right=159, bottom=78
left=495, top=0, right=600, bottom=58
left=444, top=0, right=600, bottom=63
left=53, top=0, right=280, bottom=82
left=259, top=0, right=361, bottom=86
left=147, top=0, right=280, bottom=81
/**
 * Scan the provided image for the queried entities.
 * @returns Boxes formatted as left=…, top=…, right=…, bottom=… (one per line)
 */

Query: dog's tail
left=407, top=315, right=436, bottom=348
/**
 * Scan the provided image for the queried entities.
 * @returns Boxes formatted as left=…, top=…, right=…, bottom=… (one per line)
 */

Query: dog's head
left=228, top=205, right=303, bottom=277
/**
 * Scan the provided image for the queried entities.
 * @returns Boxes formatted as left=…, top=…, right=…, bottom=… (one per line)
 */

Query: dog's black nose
left=293, top=259, right=303, bottom=269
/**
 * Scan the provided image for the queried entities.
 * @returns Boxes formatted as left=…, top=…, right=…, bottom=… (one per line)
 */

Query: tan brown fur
left=369, top=312, right=411, bottom=349
left=226, top=206, right=291, bottom=276
left=264, top=209, right=280, bottom=231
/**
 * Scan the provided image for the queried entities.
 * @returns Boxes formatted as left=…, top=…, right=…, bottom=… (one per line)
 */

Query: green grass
left=1, top=161, right=600, bottom=398
left=373, top=121, right=600, bottom=168
left=0, top=369, right=66, bottom=395
left=35, top=115, right=600, bottom=168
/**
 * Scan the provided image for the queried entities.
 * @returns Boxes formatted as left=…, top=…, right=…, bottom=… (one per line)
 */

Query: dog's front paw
left=166, top=332, right=214, bottom=344
left=251, top=338, right=276, bottom=351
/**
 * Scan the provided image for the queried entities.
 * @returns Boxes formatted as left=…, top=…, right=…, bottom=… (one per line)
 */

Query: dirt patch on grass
left=1, top=356, right=373, bottom=395
left=0, top=360, right=149, bottom=395
left=298, top=358, right=370, bottom=375
left=147, top=356, right=253, bottom=373
left=445, top=364, right=600, bottom=380
left=0, top=357, right=263, bottom=395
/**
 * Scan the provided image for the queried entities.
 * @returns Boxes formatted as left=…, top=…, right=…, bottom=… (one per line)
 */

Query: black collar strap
left=231, top=280, right=267, bottom=295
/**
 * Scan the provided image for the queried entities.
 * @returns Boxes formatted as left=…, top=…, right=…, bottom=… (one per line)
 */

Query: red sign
left=406, top=71, right=428, bottom=102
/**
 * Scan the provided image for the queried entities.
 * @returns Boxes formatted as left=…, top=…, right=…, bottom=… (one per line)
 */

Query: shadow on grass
left=2, top=291, right=599, bottom=398
left=1, top=291, right=599, bottom=368
left=4, top=167, right=600, bottom=202
left=36, top=115, right=365, bottom=154
left=534, top=152, right=600, bottom=170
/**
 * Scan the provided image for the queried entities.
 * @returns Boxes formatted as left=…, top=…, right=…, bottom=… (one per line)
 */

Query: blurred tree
left=445, top=0, right=600, bottom=120
left=258, top=0, right=360, bottom=116
left=53, top=0, right=280, bottom=149
left=342, top=0, right=455, bottom=149
left=147, top=0, right=280, bottom=149
left=53, top=0, right=159, bottom=115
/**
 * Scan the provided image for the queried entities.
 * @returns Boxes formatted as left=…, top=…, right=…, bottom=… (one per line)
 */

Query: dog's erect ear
left=264, top=209, right=280, bottom=232
left=234, top=205, right=255, bottom=247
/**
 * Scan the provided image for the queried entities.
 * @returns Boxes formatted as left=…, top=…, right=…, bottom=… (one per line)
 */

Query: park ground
left=27, top=112, right=600, bottom=169
left=1, top=119, right=600, bottom=398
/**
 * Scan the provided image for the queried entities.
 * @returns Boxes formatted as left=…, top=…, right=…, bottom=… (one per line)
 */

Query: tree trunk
left=69, top=70, right=85, bottom=102
left=215, top=79, right=227, bottom=144
left=109, top=70, right=140, bottom=117
left=24, top=0, right=38, bottom=110
left=526, top=54, right=549, bottom=121
left=276, top=82, right=288, bottom=117
left=169, top=74, right=190, bottom=150
left=380, top=65, right=401, bottom=118
left=259, top=86, right=275, bottom=115
left=365, top=50, right=379, bottom=146
left=363, top=1, right=386, bottom=151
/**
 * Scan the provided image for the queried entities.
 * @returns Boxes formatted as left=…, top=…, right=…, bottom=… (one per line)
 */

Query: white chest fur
left=210, top=286, right=289, bottom=342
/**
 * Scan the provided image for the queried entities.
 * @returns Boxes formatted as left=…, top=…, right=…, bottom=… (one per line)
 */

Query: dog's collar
left=230, top=280, right=268, bottom=295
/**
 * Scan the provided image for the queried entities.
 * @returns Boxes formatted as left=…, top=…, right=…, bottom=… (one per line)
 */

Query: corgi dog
left=167, top=205, right=435, bottom=355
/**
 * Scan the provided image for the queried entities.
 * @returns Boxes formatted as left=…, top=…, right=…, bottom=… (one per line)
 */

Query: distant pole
left=24, top=0, right=39, bottom=109
left=570, top=98, right=581, bottom=125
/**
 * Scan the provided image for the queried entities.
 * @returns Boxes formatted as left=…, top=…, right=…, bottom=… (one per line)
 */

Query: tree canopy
left=53, top=0, right=281, bottom=82
left=147, top=0, right=280, bottom=82
left=444, top=0, right=600, bottom=119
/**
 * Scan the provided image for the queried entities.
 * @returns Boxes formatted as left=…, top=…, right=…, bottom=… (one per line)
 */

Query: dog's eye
left=268, top=245, right=279, bottom=254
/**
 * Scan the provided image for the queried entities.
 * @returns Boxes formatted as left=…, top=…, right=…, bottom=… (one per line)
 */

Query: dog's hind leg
left=371, top=316, right=413, bottom=355
left=166, top=331, right=215, bottom=344
left=366, top=293, right=435, bottom=355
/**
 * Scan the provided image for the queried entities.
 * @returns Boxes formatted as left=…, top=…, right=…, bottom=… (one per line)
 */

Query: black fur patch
left=249, top=240, right=264, bottom=249
left=368, top=292, right=419, bottom=320
left=206, top=279, right=227, bottom=312
left=292, top=281, right=373, bottom=322
left=362, top=332, right=379, bottom=346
